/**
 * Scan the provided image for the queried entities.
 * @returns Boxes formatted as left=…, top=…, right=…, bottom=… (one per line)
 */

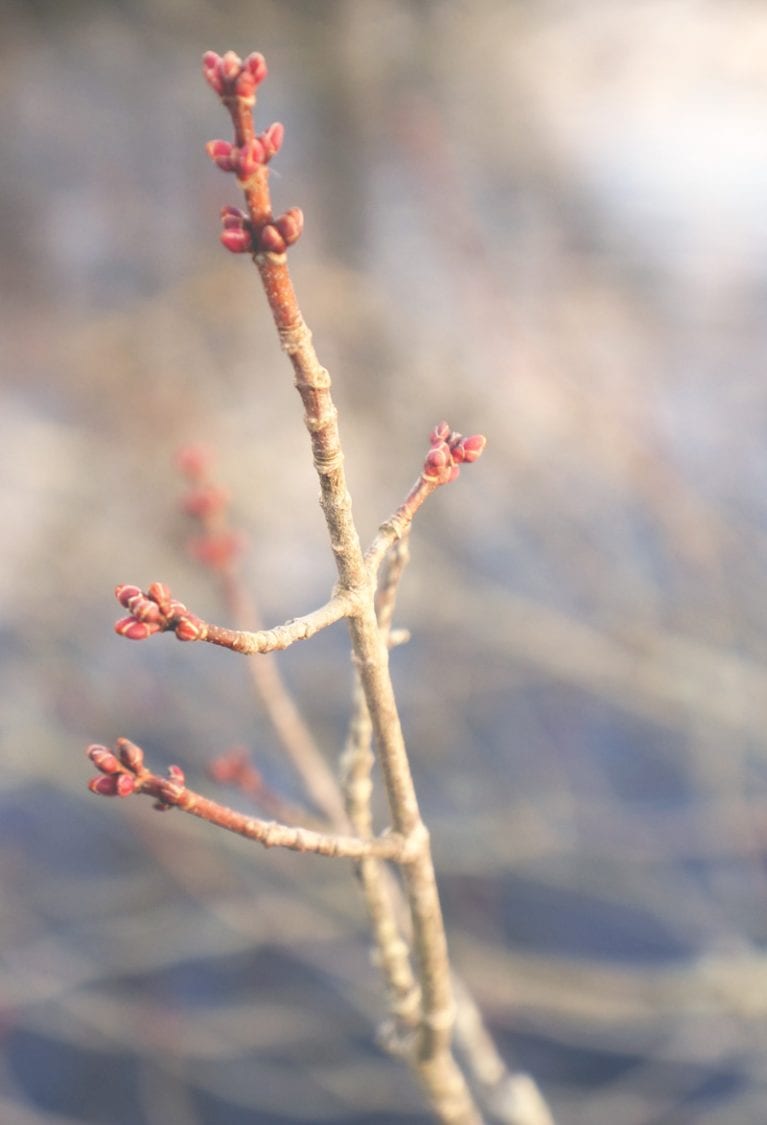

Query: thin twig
left=86, top=741, right=415, bottom=863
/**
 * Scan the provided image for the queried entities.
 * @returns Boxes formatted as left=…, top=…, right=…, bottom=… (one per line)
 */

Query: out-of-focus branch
left=86, top=741, right=416, bottom=863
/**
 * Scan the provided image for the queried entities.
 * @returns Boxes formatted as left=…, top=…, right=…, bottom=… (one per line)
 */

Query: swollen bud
left=114, top=617, right=163, bottom=640
left=116, top=738, right=145, bottom=772
left=175, top=614, right=205, bottom=642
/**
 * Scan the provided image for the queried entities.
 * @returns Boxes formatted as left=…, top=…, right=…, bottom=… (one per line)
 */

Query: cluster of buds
left=218, top=204, right=304, bottom=255
left=176, top=445, right=244, bottom=571
left=206, top=123, right=284, bottom=180
left=114, top=582, right=206, bottom=643
left=86, top=740, right=144, bottom=797
left=422, top=422, right=487, bottom=485
left=86, top=739, right=186, bottom=810
left=202, top=50, right=267, bottom=103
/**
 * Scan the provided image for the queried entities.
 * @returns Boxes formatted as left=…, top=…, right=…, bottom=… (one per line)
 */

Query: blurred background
left=3, top=0, right=767, bottom=1121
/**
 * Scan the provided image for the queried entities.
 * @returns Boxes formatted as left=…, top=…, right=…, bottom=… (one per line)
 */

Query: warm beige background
left=2, top=2, right=767, bottom=1122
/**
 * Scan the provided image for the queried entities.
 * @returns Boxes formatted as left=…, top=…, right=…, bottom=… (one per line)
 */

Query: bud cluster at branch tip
left=86, top=739, right=186, bottom=809
left=202, top=50, right=267, bottom=103
left=203, top=49, right=303, bottom=256
left=422, top=422, right=487, bottom=485
left=114, top=582, right=206, bottom=643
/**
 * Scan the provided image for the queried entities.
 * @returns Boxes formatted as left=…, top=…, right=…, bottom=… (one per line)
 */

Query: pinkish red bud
left=116, top=737, right=145, bottom=771
left=182, top=485, right=230, bottom=519
left=274, top=207, right=303, bottom=247
left=221, top=227, right=254, bottom=253
left=115, top=584, right=143, bottom=608
left=221, top=50, right=243, bottom=82
left=147, top=582, right=173, bottom=614
left=221, top=204, right=248, bottom=228
left=206, top=138, right=237, bottom=172
left=202, top=51, right=225, bottom=95
left=244, top=52, right=268, bottom=86
left=257, top=223, right=287, bottom=254
left=114, top=774, right=136, bottom=797
left=457, top=434, right=486, bottom=462
left=208, top=746, right=249, bottom=783
left=176, top=444, right=213, bottom=481
left=430, top=421, right=451, bottom=445
left=188, top=530, right=244, bottom=570
left=114, top=617, right=163, bottom=640
left=167, top=764, right=186, bottom=785
left=127, top=597, right=163, bottom=625
left=234, top=138, right=265, bottom=178
left=87, top=745, right=121, bottom=773
left=88, top=775, right=119, bottom=796
left=175, top=614, right=205, bottom=643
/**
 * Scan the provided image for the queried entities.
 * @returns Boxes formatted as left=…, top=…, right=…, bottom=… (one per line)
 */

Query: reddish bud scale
left=115, top=584, right=143, bottom=608
left=167, top=764, right=186, bottom=784
left=430, top=421, right=451, bottom=445
left=127, top=597, right=164, bottom=624
left=175, top=614, right=205, bottom=642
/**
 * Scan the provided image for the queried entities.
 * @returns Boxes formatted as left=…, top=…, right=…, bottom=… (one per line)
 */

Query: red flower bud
left=243, top=52, right=268, bottom=87
left=182, top=485, right=230, bottom=519
left=147, top=582, right=173, bottom=614
left=430, top=421, right=451, bottom=445
left=127, top=597, right=163, bottom=624
left=202, top=51, right=225, bottom=95
left=257, top=223, right=287, bottom=254
left=114, top=617, right=163, bottom=640
left=88, top=775, right=119, bottom=796
left=167, top=764, right=186, bottom=785
left=116, top=737, right=145, bottom=772
left=235, top=137, right=266, bottom=178
left=115, top=584, right=143, bottom=608
left=221, top=50, right=242, bottom=82
left=175, top=614, right=205, bottom=643
left=176, top=444, right=213, bottom=481
left=206, top=138, right=237, bottom=172
left=423, top=444, right=450, bottom=476
left=274, top=207, right=303, bottom=246
left=87, top=746, right=121, bottom=774
left=203, top=50, right=267, bottom=102
left=221, top=227, right=255, bottom=254
left=114, top=773, right=136, bottom=797
left=189, top=531, right=244, bottom=570
left=457, top=434, right=486, bottom=463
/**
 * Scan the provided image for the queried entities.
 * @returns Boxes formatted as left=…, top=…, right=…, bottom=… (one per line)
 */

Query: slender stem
left=216, top=69, right=480, bottom=1123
